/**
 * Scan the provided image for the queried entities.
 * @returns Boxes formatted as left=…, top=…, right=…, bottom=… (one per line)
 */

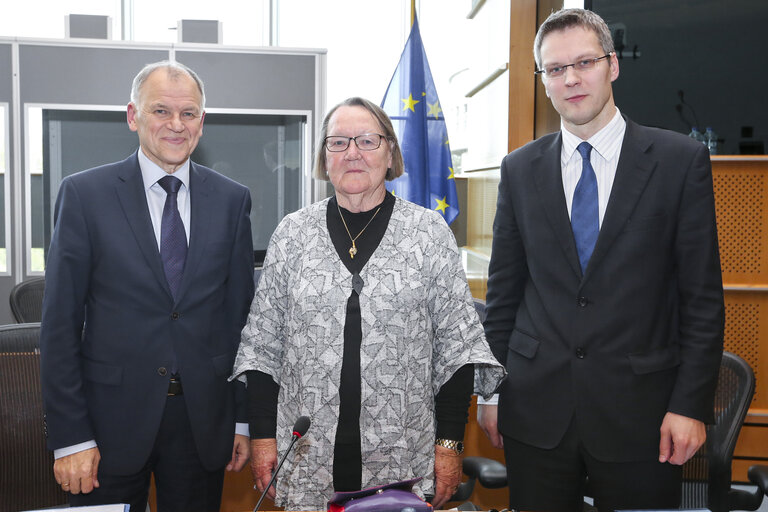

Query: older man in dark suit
left=40, top=61, right=255, bottom=512
left=478, top=8, right=724, bottom=512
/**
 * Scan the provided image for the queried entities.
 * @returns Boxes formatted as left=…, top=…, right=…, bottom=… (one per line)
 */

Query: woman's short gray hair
left=312, top=97, right=404, bottom=182
left=130, top=60, right=206, bottom=112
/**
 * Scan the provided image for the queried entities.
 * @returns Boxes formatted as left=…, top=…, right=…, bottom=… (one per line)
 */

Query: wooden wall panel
left=712, top=156, right=768, bottom=482
left=713, top=160, right=768, bottom=285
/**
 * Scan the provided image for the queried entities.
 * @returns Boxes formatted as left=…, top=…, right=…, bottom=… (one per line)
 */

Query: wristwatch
left=435, top=438, right=464, bottom=455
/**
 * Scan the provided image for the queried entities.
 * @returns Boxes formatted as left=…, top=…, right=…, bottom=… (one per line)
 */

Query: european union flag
left=381, top=17, right=459, bottom=224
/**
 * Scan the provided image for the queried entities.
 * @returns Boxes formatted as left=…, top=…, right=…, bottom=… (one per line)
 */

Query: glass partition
left=27, top=105, right=310, bottom=271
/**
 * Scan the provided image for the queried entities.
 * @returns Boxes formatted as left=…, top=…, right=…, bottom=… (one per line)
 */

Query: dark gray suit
left=485, top=117, right=724, bottom=462
left=41, top=151, right=255, bottom=475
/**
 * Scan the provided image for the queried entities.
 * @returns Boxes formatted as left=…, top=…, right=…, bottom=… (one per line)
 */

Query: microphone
left=675, top=104, right=692, bottom=130
left=677, top=89, right=700, bottom=130
left=253, top=416, right=311, bottom=512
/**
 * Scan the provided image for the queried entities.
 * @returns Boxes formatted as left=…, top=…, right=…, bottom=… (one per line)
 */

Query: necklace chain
left=336, top=201, right=382, bottom=259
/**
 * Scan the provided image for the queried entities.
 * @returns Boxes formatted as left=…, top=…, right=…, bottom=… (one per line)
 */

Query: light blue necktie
left=158, top=175, right=187, bottom=299
left=571, top=142, right=599, bottom=273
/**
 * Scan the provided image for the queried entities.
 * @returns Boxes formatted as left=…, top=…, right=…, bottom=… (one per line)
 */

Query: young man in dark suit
left=40, top=61, right=255, bottom=511
left=478, top=8, right=724, bottom=512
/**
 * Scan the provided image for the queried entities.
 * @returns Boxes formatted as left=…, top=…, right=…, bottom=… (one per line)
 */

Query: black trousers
left=69, top=395, right=225, bottom=512
left=502, top=417, right=682, bottom=512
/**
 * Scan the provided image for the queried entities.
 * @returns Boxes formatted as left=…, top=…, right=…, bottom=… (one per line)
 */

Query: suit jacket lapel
left=175, top=162, right=214, bottom=302
left=532, top=133, right=583, bottom=278
left=115, top=152, right=172, bottom=298
left=586, top=118, right=656, bottom=278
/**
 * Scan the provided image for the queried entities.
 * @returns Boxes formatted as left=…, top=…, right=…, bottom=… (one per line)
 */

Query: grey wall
left=176, top=51, right=317, bottom=110
left=0, top=43, right=14, bottom=324
left=0, top=44, right=12, bottom=100
left=592, top=0, right=768, bottom=155
left=19, top=46, right=167, bottom=105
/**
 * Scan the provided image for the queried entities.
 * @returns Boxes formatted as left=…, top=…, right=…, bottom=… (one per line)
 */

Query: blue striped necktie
left=571, top=142, right=599, bottom=273
left=158, top=175, right=187, bottom=299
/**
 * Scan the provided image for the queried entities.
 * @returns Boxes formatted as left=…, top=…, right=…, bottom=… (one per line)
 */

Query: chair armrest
left=748, top=465, right=768, bottom=495
left=462, top=456, right=508, bottom=489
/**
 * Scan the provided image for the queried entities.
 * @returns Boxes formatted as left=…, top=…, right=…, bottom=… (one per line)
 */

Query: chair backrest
left=0, top=323, right=67, bottom=511
left=9, top=277, right=46, bottom=323
left=680, top=351, right=755, bottom=512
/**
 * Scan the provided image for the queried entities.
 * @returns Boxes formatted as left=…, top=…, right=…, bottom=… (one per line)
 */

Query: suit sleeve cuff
left=476, top=393, right=499, bottom=405
left=236, top=422, right=250, bottom=437
left=54, top=440, right=98, bottom=459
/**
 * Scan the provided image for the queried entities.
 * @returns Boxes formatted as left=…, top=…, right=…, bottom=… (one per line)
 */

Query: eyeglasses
left=535, top=52, right=614, bottom=79
left=324, top=133, right=386, bottom=152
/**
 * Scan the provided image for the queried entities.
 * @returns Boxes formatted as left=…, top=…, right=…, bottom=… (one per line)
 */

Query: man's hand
left=250, top=438, right=278, bottom=499
left=53, top=447, right=101, bottom=494
left=227, top=434, right=251, bottom=472
left=659, top=412, right=706, bottom=465
left=477, top=404, right=504, bottom=449
left=432, top=445, right=462, bottom=509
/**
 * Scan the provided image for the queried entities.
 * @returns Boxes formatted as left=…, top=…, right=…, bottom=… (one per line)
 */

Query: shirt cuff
left=236, top=422, right=250, bottom=437
left=54, top=440, right=98, bottom=459
left=476, top=393, right=499, bottom=405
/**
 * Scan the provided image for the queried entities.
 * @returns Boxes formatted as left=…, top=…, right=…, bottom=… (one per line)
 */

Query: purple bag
left=327, top=478, right=433, bottom=512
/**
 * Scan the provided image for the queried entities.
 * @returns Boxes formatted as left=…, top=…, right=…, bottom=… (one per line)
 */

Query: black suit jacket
left=40, top=152, right=255, bottom=474
left=484, top=118, right=724, bottom=461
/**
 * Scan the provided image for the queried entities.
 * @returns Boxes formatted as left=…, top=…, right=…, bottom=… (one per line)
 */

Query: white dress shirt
left=138, top=148, right=191, bottom=248
left=561, top=107, right=627, bottom=227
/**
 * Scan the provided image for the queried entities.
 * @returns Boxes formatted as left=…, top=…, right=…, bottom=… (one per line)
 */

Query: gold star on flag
left=448, top=167, right=455, bottom=179
left=427, top=101, right=442, bottom=119
left=434, top=196, right=449, bottom=214
left=401, top=93, right=420, bottom=112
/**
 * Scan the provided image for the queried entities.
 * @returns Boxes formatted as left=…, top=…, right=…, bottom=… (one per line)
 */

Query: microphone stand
left=253, top=421, right=309, bottom=512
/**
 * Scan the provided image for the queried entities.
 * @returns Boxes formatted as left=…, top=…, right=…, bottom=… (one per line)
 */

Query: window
left=27, top=106, right=309, bottom=270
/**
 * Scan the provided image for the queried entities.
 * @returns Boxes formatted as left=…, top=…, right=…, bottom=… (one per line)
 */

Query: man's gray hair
left=533, top=8, right=615, bottom=69
left=130, top=60, right=206, bottom=112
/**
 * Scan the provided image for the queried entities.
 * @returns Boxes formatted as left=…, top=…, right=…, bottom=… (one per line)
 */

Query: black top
left=246, top=193, right=472, bottom=443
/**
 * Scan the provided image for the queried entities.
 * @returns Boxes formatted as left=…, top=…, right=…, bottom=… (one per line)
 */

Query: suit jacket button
left=577, top=297, right=588, bottom=307
left=158, top=367, right=168, bottom=376
left=171, top=312, right=180, bottom=320
left=575, top=348, right=586, bottom=359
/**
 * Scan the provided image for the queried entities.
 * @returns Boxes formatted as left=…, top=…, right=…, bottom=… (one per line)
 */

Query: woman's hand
left=432, top=445, right=462, bottom=509
left=250, top=438, right=278, bottom=499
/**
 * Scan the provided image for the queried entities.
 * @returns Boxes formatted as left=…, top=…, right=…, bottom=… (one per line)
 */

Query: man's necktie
left=158, top=175, right=187, bottom=299
left=571, top=142, right=599, bottom=273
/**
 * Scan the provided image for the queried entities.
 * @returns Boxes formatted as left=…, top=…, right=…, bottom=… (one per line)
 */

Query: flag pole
left=411, top=0, right=416, bottom=27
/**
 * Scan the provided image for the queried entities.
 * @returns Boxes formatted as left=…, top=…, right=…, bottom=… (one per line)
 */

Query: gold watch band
left=435, top=438, right=464, bottom=454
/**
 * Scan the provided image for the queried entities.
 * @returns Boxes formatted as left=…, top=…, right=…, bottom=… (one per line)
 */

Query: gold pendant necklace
left=336, top=201, right=382, bottom=259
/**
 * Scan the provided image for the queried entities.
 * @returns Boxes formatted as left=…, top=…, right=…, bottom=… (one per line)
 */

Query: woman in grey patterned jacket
left=231, top=97, right=505, bottom=511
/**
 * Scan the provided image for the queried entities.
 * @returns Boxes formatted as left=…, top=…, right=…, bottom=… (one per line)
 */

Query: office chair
left=0, top=323, right=67, bottom=511
left=456, top=351, right=768, bottom=512
left=9, top=276, right=46, bottom=323
left=681, top=350, right=765, bottom=511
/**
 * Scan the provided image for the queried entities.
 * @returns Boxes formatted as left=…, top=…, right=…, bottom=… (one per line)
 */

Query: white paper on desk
left=23, top=505, right=129, bottom=512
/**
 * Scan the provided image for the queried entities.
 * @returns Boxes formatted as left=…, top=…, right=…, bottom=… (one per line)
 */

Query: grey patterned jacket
left=232, top=197, right=505, bottom=510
